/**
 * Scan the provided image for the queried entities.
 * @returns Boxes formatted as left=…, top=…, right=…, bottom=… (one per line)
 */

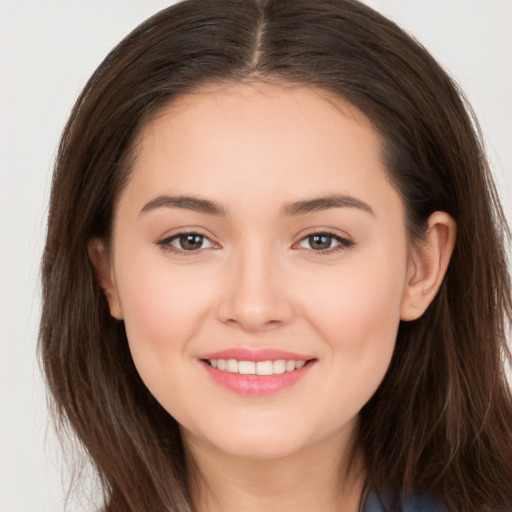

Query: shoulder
left=361, top=491, right=446, bottom=512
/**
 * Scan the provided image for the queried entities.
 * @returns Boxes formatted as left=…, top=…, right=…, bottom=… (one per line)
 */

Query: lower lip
left=201, top=360, right=314, bottom=396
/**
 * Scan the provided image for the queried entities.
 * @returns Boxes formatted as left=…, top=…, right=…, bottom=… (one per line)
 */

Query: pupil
left=180, top=234, right=203, bottom=250
left=310, top=234, right=332, bottom=250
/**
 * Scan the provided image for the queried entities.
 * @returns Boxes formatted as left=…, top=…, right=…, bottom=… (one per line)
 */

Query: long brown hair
left=40, top=1, right=512, bottom=510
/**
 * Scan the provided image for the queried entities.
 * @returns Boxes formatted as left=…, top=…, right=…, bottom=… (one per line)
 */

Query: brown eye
left=178, top=234, right=204, bottom=251
left=157, top=232, right=216, bottom=253
left=297, top=232, right=354, bottom=253
left=308, top=234, right=334, bottom=250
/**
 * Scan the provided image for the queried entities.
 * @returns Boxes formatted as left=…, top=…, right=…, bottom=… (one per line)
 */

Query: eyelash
left=294, top=231, right=355, bottom=255
left=155, top=230, right=355, bottom=256
left=155, top=231, right=217, bottom=255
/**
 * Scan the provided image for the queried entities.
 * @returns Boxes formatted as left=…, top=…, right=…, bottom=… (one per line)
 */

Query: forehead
left=120, top=82, right=398, bottom=218
left=142, top=82, right=379, bottom=154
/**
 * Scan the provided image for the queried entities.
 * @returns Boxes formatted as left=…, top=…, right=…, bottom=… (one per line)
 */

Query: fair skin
left=89, top=82, right=456, bottom=512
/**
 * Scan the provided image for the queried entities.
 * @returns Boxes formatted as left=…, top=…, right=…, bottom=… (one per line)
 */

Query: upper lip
left=200, top=348, right=314, bottom=362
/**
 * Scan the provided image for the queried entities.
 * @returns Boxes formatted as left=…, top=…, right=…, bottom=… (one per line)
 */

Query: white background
left=0, top=1, right=510, bottom=510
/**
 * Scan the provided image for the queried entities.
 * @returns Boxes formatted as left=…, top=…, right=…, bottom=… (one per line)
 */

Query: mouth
left=199, top=349, right=316, bottom=395
left=205, top=358, right=307, bottom=375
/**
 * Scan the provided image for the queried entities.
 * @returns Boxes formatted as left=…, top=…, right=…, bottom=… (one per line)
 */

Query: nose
left=216, top=246, right=294, bottom=332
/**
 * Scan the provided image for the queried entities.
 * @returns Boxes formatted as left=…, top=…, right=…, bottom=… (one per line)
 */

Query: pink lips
left=200, top=348, right=315, bottom=396
left=201, top=348, right=312, bottom=362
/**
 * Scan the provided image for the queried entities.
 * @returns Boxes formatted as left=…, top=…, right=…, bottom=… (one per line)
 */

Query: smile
left=200, top=349, right=315, bottom=395
left=207, top=359, right=306, bottom=375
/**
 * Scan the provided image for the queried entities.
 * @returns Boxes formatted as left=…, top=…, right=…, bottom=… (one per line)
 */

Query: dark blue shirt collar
left=361, top=491, right=446, bottom=512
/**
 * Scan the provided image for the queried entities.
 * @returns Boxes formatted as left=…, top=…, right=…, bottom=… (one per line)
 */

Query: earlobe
left=400, top=212, right=456, bottom=321
left=87, top=238, right=124, bottom=320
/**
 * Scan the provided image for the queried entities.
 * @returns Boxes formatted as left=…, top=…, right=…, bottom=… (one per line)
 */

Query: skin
left=89, top=82, right=456, bottom=512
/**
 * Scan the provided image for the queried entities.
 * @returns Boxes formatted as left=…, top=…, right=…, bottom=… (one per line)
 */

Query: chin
left=181, top=415, right=312, bottom=460
left=212, top=433, right=308, bottom=460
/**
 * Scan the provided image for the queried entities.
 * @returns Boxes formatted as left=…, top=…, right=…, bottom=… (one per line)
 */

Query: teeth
left=238, top=361, right=256, bottom=374
left=226, top=359, right=238, bottom=372
left=273, top=360, right=286, bottom=374
left=256, top=360, right=273, bottom=375
left=208, top=358, right=308, bottom=375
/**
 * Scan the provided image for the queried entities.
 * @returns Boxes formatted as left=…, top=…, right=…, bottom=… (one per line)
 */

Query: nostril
left=215, top=263, right=296, bottom=331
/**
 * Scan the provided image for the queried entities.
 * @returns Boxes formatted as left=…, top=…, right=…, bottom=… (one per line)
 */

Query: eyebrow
left=140, top=195, right=226, bottom=216
left=140, top=193, right=374, bottom=217
left=282, top=194, right=374, bottom=216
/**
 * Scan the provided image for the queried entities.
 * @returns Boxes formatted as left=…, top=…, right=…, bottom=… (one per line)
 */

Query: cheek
left=333, top=274, right=403, bottom=349
left=112, top=255, right=215, bottom=385
left=297, top=261, right=406, bottom=434
left=301, top=251, right=407, bottom=383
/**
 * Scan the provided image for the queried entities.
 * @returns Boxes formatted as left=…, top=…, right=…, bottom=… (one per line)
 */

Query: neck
left=184, top=429, right=365, bottom=512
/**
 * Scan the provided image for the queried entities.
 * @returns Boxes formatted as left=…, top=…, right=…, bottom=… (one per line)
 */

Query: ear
left=400, top=211, right=456, bottom=321
left=87, top=238, right=123, bottom=320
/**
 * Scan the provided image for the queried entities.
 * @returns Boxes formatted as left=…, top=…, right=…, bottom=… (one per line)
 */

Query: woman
left=39, top=0, right=512, bottom=510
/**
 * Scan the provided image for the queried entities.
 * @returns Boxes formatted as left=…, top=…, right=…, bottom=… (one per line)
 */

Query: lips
left=201, top=347, right=313, bottom=362
left=200, top=348, right=316, bottom=395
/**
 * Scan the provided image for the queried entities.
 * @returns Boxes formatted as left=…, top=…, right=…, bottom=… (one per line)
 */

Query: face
left=101, top=83, right=413, bottom=461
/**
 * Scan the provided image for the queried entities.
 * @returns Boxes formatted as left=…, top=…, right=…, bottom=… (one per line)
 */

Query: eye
left=296, top=232, right=354, bottom=253
left=157, top=232, right=216, bottom=253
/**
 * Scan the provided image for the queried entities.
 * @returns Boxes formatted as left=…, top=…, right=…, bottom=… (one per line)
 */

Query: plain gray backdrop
left=1, top=1, right=510, bottom=510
